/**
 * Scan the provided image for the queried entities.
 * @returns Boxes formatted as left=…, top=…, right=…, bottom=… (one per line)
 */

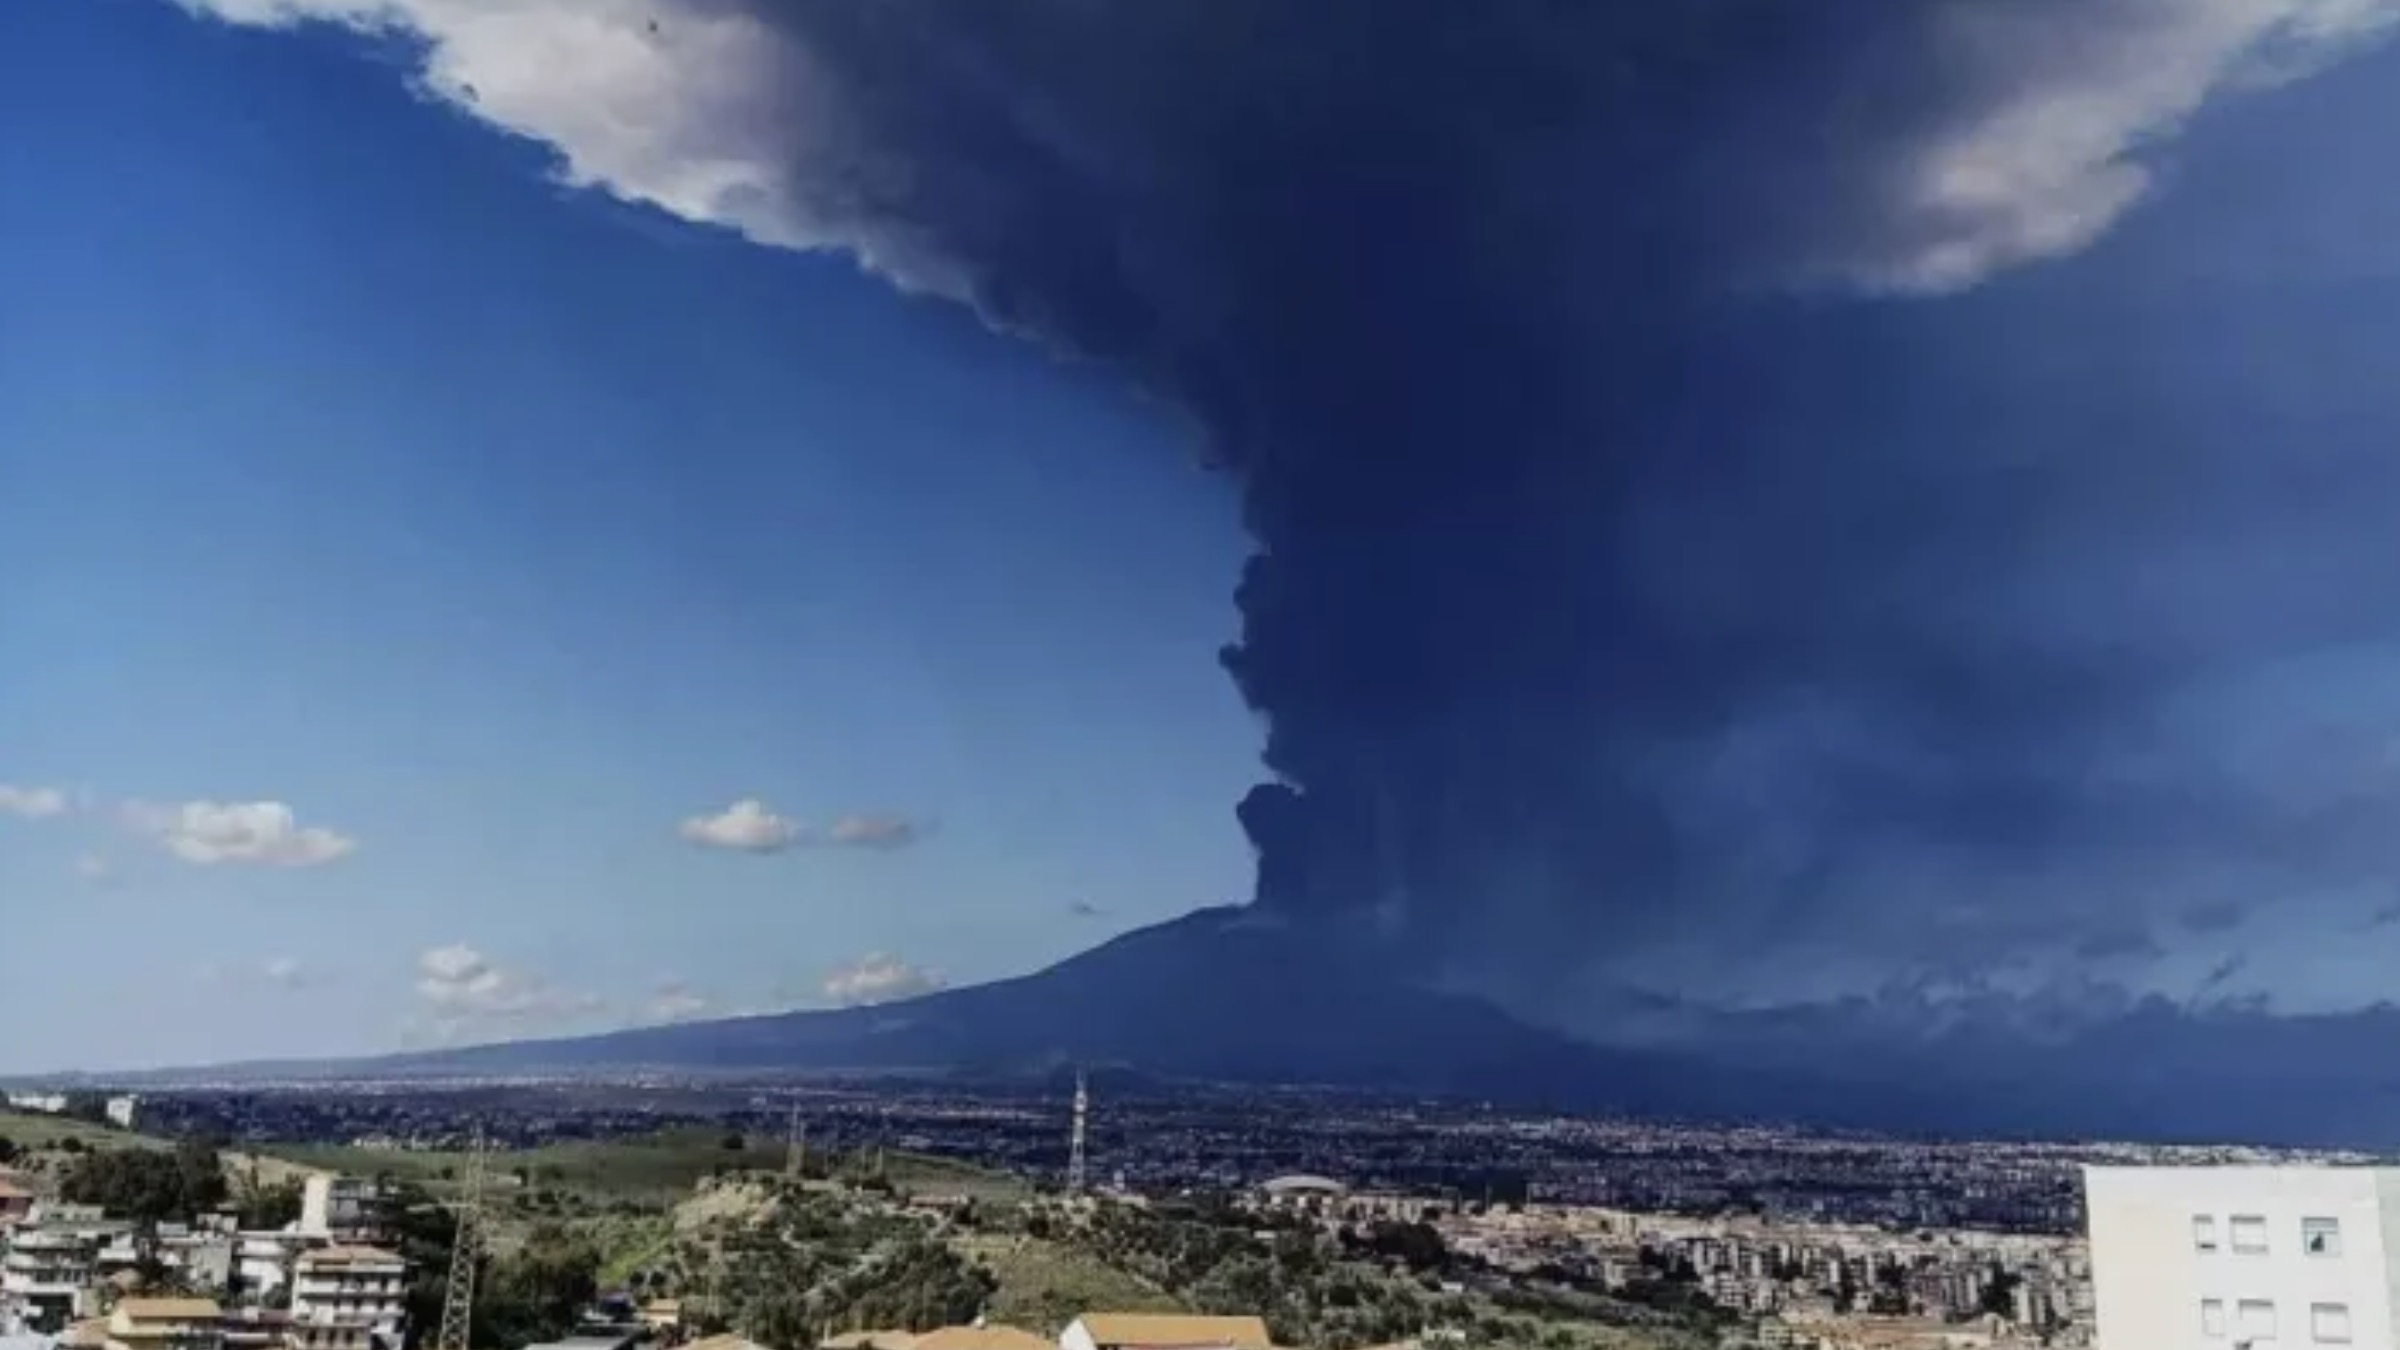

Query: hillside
left=295, top=909, right=1803, bottom=1125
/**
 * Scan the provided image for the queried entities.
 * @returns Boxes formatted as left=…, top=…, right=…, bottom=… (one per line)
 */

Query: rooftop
left=115, top=1299, right=224, bottom=1322
left=297, top=1246, right=404, bottom=1268
left=1075, top=1314, right=1275, bottom=1350
left=913, top=1327, right=1052, bottom=1350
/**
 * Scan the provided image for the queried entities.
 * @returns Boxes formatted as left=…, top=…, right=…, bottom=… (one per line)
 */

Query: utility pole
left=436, top=1128, right=488, bottom=1350
left=783, top=1099, right=805, bottom=1177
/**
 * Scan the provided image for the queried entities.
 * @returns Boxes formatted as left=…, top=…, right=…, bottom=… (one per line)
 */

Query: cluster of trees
left=59, top=1141, right=229, bottom=1224
left=371, top=1181, right=600, bottom=1350
left=1074, top=1200, right=1440, bottom=1350
left=670, top=1184, right=991, bottom=1344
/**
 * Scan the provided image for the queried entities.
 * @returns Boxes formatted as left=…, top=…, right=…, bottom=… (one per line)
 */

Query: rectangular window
left=2239, top=1299, right=2278, bottom=1341
left=2304, top=1216, right=2343, bottom=1257
left=2202, top=1299, right=2227, bottom=1338
left=2232, top=1214, right=2270, bottom=1255
left=2313, top=1303, right=2352, bottom=1343
left=2195, top=1215, right=2221, bottom=1252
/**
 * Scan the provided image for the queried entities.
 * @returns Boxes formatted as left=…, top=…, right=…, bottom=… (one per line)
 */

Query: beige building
left=106, top=1298, right=223, bottom=1350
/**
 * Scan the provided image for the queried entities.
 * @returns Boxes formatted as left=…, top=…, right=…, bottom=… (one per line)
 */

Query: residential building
left=233, top=1235, right=310, bottom=1304
left=104, top=1299, right=223, bottom=1350
left=295, top=1180, right=381, bottom=1246
left=287, top=1247, right=406, bottom=1350
left=1059, top=1314, right=1274, bottom=1350
left=2085, top=1165, right=2396, bottom=1349
left=103, top=1100, right=139, bottom=1133
left=2, top=1212, right=119, bottom=1331
left=219, top=1309, right=293, bottom=1350
left=0, top=1175, right=34, bottom=1228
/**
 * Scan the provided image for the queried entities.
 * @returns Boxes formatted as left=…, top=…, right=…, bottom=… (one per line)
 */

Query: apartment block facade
left=2086, top=1165, right=2400, bottom=1348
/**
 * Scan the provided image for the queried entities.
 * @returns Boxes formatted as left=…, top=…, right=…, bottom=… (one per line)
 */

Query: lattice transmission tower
left=436, top=1127, right=490, bottom=1350
left=1067, top=1069, right=1089, bottom=1194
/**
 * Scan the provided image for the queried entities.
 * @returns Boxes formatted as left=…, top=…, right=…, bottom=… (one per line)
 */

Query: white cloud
left=0, top=784, right=68, bottom=819
left=1838, top=0, right=2400, bottom=293
left=648, top=983, right=712, bottom=1024
left=414, top=944, right=602, bottom=1032
left=168, top=0, right=831, bottom=254
left=263, top=957, right=307, bottom=988
left=131, top=799, right=357, bottom=867
left=75, top=853, right=118, bottom=885
left=679, top=800, right=923, bottom=853
left=822, top=953, right=945, bottom=1008
left=679, top=798, right=804, bottom=853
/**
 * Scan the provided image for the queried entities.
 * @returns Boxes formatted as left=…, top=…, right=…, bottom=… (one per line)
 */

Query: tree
left=477, top=1227, right=602, bottom=1350
left=1979, top=1264, right=2023, bottom=1319
left=237, top=1180, right=306, bottom=1232
left=60, top=1142, right=228, bottom=1224
left=0, top=1134, right=19, bottom=1165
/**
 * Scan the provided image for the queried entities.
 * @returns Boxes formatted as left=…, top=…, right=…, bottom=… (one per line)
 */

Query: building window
left=2304, top=1216, right=2342, bottom=1257
left=2202, top=1299, right=2227, bottom=1338
left=2231, top=1214, right=2270, bottom=1255
left=2313, top=1303, right=2352, bottom=1343
left=2195, top=1215, right=2221, bottom=1252
left=2239, top=1299, right=2278, bottom=1341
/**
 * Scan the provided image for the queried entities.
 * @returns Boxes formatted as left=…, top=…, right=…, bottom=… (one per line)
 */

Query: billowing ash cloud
left=180, top=0, right=2400, bottom=1020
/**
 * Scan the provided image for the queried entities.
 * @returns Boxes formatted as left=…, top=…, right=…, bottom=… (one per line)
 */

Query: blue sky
left=17, top=0, right=2400, bottom=1078
left=0, top=0, right=1260, bottom=1070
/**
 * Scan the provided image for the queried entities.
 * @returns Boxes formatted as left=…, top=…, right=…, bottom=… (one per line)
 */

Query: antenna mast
left=436, top=1127, right=489, bottom=1350
left=1067, top=1070, right=1089, bottom=1194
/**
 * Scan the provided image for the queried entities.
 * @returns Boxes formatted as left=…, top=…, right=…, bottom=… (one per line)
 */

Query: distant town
left=1, top=1075, right=2375, bottom=1349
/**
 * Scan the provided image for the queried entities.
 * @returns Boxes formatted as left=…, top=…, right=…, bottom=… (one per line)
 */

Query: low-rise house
left=1059, top=1314, right=1274, bottom=1350
left=105, top=1298, right=222, bottom=1350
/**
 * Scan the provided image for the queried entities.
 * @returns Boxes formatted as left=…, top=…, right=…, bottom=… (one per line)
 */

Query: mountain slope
left=342, top=908, right=1798, bottom=1119
left=166, top=906, right=2400, bottom=1148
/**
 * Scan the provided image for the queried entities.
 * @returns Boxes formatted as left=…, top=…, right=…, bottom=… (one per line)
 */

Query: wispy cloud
left=130, top=799, right=356, bottom=867
left=822, top=953, right=945, bottom=1008
left=196, top=956, right=313, bottom=990
left=647, top=982, right=712, bottom=1024
left=824, top=814, right=921, bottom=851
left=414, top=944, right=602, bottom=1037
left=0, top=784, right=68, bottom=819
left=681, top=800, right=926, bottom=853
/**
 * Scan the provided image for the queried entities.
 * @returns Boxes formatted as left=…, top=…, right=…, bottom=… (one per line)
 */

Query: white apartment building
left=2085, top=1165, right=2400, bottom=1349
left=287, top=1246, right=407, bottom=1350
left=1, top=1211, right=124, bottom=1332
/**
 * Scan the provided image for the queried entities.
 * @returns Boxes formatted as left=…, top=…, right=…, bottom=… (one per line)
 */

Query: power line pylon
left=784, top=1100, right=807, bottom=1177
left=436, top=1127, right=489, bottom=1350
left=1067, top=1069, right=1089, bottom=1194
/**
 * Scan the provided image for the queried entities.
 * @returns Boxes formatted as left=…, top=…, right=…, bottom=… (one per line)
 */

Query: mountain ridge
left=97, top=907, right=2400, bottom=1150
